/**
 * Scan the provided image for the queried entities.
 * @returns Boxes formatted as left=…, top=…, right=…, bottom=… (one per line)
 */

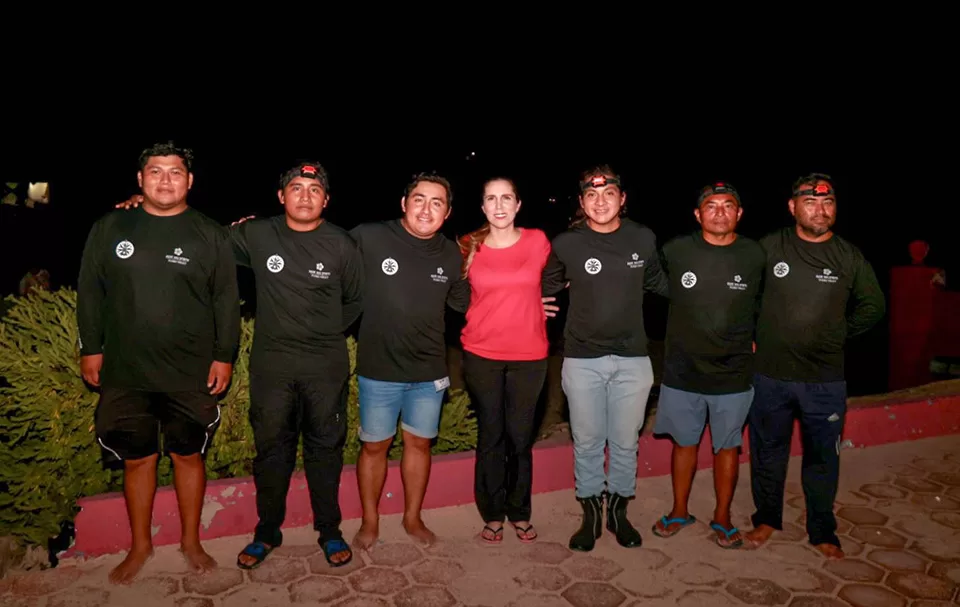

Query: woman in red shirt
left=459, top=177, right=552, bottom=544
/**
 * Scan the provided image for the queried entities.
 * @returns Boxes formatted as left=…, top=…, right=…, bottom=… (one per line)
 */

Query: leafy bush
left=0, top=288, right=477, bottom=548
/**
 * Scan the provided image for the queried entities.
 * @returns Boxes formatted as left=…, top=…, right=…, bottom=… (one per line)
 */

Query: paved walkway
left=2, top=435, right=959, bottom=606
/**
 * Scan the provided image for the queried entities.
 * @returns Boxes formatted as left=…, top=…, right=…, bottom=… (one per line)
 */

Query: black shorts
left=94, top=386, right=222, bottom=467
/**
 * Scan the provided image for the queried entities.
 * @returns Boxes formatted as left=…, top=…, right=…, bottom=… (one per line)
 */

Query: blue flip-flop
left=710, top=521, right=744, bottom=549
left=237, top=541, right=274, bottom=569
left=320, top=536, right=353, bottom=567
left=651, top=514, right=697, bottom=537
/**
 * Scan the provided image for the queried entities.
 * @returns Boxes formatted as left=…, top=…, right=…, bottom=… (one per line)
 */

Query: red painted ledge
left=67, top=393, right=960, bottom=558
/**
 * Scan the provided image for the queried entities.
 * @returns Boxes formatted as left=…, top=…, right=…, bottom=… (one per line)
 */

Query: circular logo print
left=681, top=271, right=697, bottom=288
left=266, top=254, right=285, bottom=273
left=773, top=261, right=790, bottom=278
left=584, top=258, right=602, bottom=275
left=115, top=240, right=134, bottom=259
left=382, top=257, right=399, bottom=275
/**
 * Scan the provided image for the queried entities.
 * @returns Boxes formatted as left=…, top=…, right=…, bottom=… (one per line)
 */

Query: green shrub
left=0, top=288, right=477, bottom=548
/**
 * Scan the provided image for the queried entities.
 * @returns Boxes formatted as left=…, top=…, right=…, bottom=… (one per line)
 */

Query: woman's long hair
left=459, top=177, right=518, bottom=278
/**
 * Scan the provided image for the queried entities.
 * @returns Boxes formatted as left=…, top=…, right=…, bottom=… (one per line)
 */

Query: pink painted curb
left=68, top=394, right=960, bottom=557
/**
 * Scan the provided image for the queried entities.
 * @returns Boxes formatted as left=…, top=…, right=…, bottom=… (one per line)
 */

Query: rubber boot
left=606, top=492, right=643, bottom=548
left=569, top=495, right=604, bottom=552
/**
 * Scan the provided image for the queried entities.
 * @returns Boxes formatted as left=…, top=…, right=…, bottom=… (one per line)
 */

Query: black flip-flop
left=237, top=541, right=274, bottom=570
left=320, top=537, right=353, bottom=567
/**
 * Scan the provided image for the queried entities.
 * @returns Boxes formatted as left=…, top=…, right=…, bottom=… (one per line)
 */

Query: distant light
left=28, top=182, right=50, bottom=205
left=470, top=152, right=476, bottom=156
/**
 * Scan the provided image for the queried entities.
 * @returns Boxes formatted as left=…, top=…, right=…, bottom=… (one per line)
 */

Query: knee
left=169, top=452, right=203, bottom=467
left=402, top=432, right=432, bottom=453
left=361, top=438, right=392, bottom=457
left=124, top=453, right=159, bottom=470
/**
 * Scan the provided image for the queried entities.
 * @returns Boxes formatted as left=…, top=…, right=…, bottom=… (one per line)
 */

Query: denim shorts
left=357, top=376, right=447, bottom=442
left=653, top=384, right=754, bottom=453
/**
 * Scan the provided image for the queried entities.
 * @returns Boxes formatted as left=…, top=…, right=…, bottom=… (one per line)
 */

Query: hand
left=542, top=296, right=560, bottom=318
left=231, top=215, right=256, bottom=226
left=752, top=341, right=756, bottom=353
left=81, top=354, right=103, bottom=387
left=207, top=361, right=233, bottom=395
left=115, top=194, right=144, bottom=210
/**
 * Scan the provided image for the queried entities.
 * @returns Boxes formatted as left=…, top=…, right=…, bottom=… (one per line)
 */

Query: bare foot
left=181, top=542, right=217, bottom=573
left=108, top=546, right=153, bottom=584
left=743, top=524, right=776, bottom=549
left=815, top=543, right=845, bottom=560
left=403, top=516, right=437, bottom=546
left=353, top=520, right=379, bottom=551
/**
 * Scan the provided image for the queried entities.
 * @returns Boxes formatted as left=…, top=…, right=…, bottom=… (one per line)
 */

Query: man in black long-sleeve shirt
left=348, top=173, right=470, bottom=550
left=744, top=173, right=885, bottom=559
left=116, top=162, right=364, bottom=570
left=651, top=182, right=765, bottom=549
left=78, top=142, right=241, bottom=584
left=231, top=163, right=363, bottom=570
left=541, top=166, right=669, bottom=552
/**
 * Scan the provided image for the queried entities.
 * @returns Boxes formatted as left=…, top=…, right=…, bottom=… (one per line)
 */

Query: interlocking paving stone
left=561, top=581, right=627, bottom=607
left=776, top=567, right=837, bottom=594
left=289, top=575, right=350, bottom=603
left=913, top=458, right=957, bottom=474
left=930, top=511, right=960, bottom=529
left=837, top=507, right=890, bottom=526
left=47, top=587, right=110, bottom=607
left=670, top=561, right=726, bottom=586
left=676, top=589, right=739, bottom=606
left=181, top=568, right=244, bottom=595
left=505, top=594, right=568, bottom=607
left=786, top=597, right=847, bottom=607
left=563, top=556, right=623, bottom=581
left=347, top=566, right=409, bottom=595
left=409, top=559, right=465, bottom=585
left=221, top=583, right=293, bottom=606
left=911, top=537, right=960, bottom=562
left=393, top=585, right=458, bottom=607
left=133, top=575, right=179, bottom=596
left=519, top=542, right=572, bottom=565
left=367, top=542, right=424, bottom=567
left=885, top=571, right=957, bottom=600
left=888, top=464, right=927, bottom=477
left=895, top=477, right=945, bottom=493
left=766, top=543, right=823, bottom=564
left=8, top=567, right=82, bottom=597
left=859, top=484, right=910, bottom=499
left=308, top=552, right=366, bottom=575
left=928, top=561, right=960, bottom=584
left=823, top=558, right=885, bottom=582
left=912, top=494, right=960, bottom=510
left=725, top=577, right=791, bottom=605
left=514, top=565, right=571, bottom=592
left=837, top=583, right=907, bottom=607
left=850, top=525, right=908, bottom=548
left=866, top=548, right=928, bottom=572
left=838, top=536, right=866, bottom=556
left=929, top=472, right=960, bottom=486
left=174, top=598, right=214, bottom=607
left=332, top=597, right=390, bottom=607
left=834, top=491, right=873, bottom=506
left=248, top=557, right=306, bottom=584
left=272, top=545, right=320, bottom=558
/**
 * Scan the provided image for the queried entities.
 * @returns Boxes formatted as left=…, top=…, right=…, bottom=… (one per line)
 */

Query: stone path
left=2, top=435, right=959, bottom=606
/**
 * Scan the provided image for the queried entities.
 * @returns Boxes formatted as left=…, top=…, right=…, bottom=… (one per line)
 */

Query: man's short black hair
left=404, top=171, right=453, bottom=206
left=138, top=141, right=194, bottom=172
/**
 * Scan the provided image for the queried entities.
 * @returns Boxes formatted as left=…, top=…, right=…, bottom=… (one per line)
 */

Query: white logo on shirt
left=166, top=246, right=190, bottom=266
left=773, top=261, right=790, bottom=278
left=115, top=240, right=134, bottom=259
left=627, top=252, right=645, bottom=269
left=309, top=262, right=331, bottom=280
left=584, top=258, right=602, bottom=275
left=431, top=266, right=448, bottom=283
left=681, top=271, right=697, bottom=288
left=267, top=254, right=285, bottom=273
left=382, top=257, right=399, bottom=275
left=727, top=274, right=747, bottom=291
left=817, top=268, right=838, bottom=284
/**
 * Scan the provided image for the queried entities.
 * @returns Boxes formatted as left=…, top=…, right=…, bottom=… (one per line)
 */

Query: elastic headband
left=793, top=182, right=834, bottom=197
left=697, top=181, right=741, bottom=206
left=581, top=174, right=621, bottom=191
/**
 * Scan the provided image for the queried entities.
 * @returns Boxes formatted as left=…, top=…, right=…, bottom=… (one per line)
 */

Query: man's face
left=401, top=181, right=451, bottom=239
left=137, top=155, right=192, bottom=209
left=278, top=177, right=328, bottom=226
left=695, top=193, right=742, bottom=237
left=789, top=180, right=836, bottom=237
left=579, top=181, right=625, bottom=228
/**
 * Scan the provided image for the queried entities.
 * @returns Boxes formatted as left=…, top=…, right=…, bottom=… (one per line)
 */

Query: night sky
left=1, top=115, right=954, bottom=398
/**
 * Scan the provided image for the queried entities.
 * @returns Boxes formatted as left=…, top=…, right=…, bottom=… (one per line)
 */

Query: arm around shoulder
left=847, top=252, right=886, bottom=337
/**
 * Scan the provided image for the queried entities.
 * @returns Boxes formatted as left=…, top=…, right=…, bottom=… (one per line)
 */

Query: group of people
left=76, top=140, right=885, bottom=586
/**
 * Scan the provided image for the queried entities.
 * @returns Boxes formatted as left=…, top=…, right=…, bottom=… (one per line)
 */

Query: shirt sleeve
left=76, top=220, right=106, bottom=356
left=643, top=236, right=670, bottom=298
left=847, top=254, right=886, bottom=337
left=211, top=228, right=242, bottom=363
left=541, top=244, right=568, bottom=296
left=228, top=221, right=252, bottom=268
left=446, top=275, right=471, bottom=313
left=340, top=236, right=365, bottom=331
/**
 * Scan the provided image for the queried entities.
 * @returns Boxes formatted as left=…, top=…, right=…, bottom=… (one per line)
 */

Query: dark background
left=1, top=115, right=954, bottom=398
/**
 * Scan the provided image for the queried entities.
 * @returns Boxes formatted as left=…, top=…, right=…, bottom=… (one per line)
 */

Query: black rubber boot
left=569, top=495, right=604, bottom=552
left=606, top=492, right=643, bottom=548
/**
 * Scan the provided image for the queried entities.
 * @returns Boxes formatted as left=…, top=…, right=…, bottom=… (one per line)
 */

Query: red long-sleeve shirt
left=461, top=228, right=551, bottom=361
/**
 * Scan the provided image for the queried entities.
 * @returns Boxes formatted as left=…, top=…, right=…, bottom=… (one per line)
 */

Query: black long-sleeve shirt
left=350, top=219, right=469, bottom=382
left=230, top=216, right=364, bottom=378
left=661, top=232, right=766, bottom=394
left=541, top=218, right=669, bottom=358
left=77, top=206, right=241, bottom=391
left=755, top=227, right=886, bottom=383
